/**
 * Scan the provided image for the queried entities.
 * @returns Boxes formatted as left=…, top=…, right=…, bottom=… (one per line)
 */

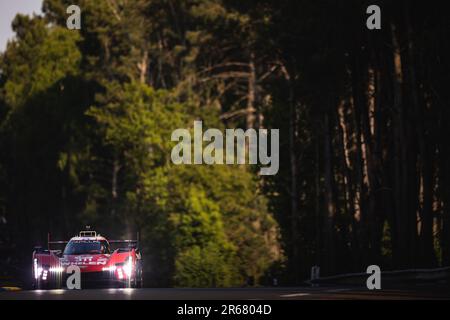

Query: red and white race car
left=32, top=228, right=143, bottom=289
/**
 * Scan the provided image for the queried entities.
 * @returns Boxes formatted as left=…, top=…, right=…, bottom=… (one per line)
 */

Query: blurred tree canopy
left=0, top=0, right=282, bottom=287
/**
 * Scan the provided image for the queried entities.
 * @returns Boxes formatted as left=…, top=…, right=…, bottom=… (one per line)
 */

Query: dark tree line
left=257, top=0, right=450, bottom=280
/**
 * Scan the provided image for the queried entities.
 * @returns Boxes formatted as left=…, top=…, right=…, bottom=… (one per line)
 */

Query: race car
left=32, top=228, right=143, bottom=289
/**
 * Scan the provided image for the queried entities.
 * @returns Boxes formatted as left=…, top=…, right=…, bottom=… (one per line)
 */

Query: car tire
left=137, top=267, right=143, bottom=288
left=131, top=264, right=143, bottom=288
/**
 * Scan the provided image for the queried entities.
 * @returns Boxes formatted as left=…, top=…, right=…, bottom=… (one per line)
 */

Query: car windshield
left=63, top=240, right=110, bottom=255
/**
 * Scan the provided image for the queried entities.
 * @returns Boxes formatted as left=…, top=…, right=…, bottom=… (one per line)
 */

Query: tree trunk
left=323, top=110, right=336, bottom=274
left=138, top=50, right=148, bottom=84
left=246, top=53, right=257, bottom=129
left=338, top=100, right=359, bottom=270
left=288, top=81, right=299, bottom=283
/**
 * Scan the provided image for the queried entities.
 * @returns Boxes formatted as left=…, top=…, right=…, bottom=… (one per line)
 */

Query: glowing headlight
left=49, top=267, right=64, bottom=273
left=102, top=266, right=117, bottom=272
left=123, top=256, right=133, bottom=277
left=33, top=258, right=40, bottom=279
left=113, top=257, right=133, bottom=279
left=117, top=268, right=124, bottom=279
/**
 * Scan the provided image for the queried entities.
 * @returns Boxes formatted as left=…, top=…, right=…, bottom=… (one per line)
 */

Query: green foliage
left=170, top=187, right=240, bottom=287
left=86, top=81, right=281, bottom=285
left=174, top=242, right=239, bottom=287
left=1, top=15, right=81, bottom=108
left=88, top=82, right=187, bottom=164
left=1, top=0, right=283, bottom=287
left=0, top=13, right=95, bottom=248
left=169, top=186, right=227, bottom=248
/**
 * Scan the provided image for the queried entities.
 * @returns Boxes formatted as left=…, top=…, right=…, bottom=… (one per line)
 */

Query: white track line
left=280, top=293, right=311, bottom=298
left=325, top=288, right=351, bottom=293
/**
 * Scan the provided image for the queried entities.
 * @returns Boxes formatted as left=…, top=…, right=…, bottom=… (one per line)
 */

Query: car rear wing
left=47, top=233, right=68, bottom=250
left=47, top=231, right=140, bottom=249
left=109, top=232, right=140, bottom=249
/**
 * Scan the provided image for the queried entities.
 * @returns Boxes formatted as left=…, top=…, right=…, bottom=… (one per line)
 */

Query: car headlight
left=123, top=256, right=133, bottom=277
left=33, top=258, right=41, bottom=279
left=102, top=265, right=117, bottom=272
left=49, top=267, right=64, bottom=273
left=113, top=256, right=133, bottom=279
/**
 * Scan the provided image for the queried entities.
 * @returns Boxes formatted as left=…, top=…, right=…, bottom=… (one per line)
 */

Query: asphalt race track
left=1, top=285, right=449, bottom=300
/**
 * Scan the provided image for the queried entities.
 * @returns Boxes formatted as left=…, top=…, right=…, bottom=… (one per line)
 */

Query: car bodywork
left=32, top=229, right=143, bottom=289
